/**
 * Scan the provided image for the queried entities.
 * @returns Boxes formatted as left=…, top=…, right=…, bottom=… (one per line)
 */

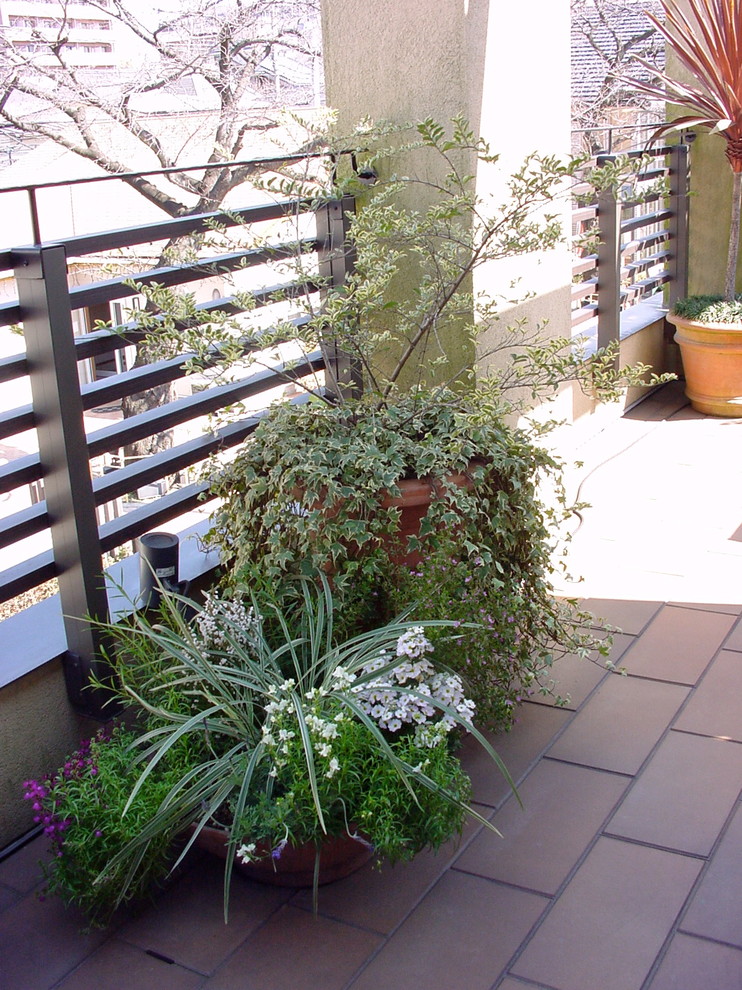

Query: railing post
left=668, top=144, right=690, bottom=310
left=14, top=244, right=113, bottom=718
left=596, top=154, right=622, bottom=354
left=316, top=195, right=362, bottom=400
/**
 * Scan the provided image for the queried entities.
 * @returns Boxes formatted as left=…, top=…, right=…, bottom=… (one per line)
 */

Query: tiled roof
left=572, top=0, right=665, bottom=103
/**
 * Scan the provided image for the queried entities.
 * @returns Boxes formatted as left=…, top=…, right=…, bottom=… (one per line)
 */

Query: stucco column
left=320, top=0, right=574, bottom=391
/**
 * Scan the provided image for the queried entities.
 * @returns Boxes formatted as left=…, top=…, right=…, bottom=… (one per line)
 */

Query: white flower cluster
left=396, top=626, right=435, bottom=660
left=194, top=592, right=259, bottom=660
left=261, top=680, right=345, bottom=779
left=352, top=628, right=476, bottom=747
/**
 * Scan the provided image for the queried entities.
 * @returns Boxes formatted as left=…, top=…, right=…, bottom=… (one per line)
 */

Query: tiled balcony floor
left=2, top=381, right=742, bottom=990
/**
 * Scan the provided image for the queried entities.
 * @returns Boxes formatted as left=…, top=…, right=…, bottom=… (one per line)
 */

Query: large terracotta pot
left=668, top=312, right=742, bottom=417
left=379, top=469, right=477, bottom=566
left=192, top=824, right=373, bottom=887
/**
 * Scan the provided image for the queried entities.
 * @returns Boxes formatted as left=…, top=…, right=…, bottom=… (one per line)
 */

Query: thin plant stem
left=725, top=169, right=742, bottom=301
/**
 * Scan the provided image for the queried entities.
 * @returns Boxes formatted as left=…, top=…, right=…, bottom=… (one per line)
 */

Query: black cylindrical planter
left=138, top=531, right=180, bottom=610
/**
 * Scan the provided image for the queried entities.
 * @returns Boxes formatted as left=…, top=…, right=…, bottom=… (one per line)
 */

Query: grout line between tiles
left=639, top=797, right=742, bottom=990
left=486, top=619, right=741, bottom=990
left=540, top=753, right=636, bottom=778
left=674, top=929, right=742, bottom=954
left=493, top=971, right=562, bottom=990
left=342, top=688, right=612, bottom=988
left=600, top=831, right=709, bottom=861
left=669, top=725, right=742, bottom=746
left=475, top=752, right=652, bottom=986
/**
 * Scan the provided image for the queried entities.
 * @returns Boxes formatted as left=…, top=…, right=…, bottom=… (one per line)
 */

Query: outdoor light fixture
left=138, top=531, right=183, bottom=609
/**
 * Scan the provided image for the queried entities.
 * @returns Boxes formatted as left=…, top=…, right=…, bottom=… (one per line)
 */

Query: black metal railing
left=0, top=160, right=356, bottom=714
left=571, top=143, right=689, bottom=347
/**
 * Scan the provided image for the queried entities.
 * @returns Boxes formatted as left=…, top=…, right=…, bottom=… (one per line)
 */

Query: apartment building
left=0, top=0, right=125, bottom=69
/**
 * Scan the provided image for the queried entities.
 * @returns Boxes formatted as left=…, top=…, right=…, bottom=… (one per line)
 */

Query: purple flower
left=271, top=838, right=288, bottom=860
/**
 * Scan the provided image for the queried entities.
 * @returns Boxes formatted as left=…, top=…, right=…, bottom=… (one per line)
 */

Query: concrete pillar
left=320, top=0, right=574, bottom=395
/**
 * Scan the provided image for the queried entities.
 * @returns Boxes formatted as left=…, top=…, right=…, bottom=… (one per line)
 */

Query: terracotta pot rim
left=189, top=822, right=374, bottom=888
left=667, top=311, right=742, bottom=335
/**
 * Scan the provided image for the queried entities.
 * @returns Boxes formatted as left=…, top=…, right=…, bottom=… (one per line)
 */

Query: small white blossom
left=237, top=842, right=257, bottom=864
left=194, top=593, right=259, bottom=654
left=325, top=757, right=340, bottom=778
left=396, top=627, right=434, bottom=659
left=349, top=634, right=476, bottom=737
left=330, top=666, right=355, bottom=690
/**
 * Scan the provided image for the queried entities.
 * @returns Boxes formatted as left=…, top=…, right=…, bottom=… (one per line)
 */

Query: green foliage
left=83, top=578, right=507, bottom=922
left=209, top=389, right=557, bottom=592
left=673, top=294, right=742, bottom=323
left=133, top=115, right=664, bottom=408
left=381, top=539, right=612, bottom=729
left=24, top=726, right=190, bottom=930
left=197, top=117, right=669, bottom=606
left=233, top=697, right=470, bottom=865
left=207, top=389, right=616, bottom=731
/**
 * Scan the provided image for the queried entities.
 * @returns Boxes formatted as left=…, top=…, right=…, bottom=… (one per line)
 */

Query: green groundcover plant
left=23, top=725, right=192, bottom=929
left=27, top=578, right=512, bottom=925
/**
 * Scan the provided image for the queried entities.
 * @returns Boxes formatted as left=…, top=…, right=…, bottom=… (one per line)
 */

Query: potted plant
left=136, top=118, right=657, bottom=725
left=632, top=0, right=742, bottom=415
left=28, top=577, right=509, bottom=925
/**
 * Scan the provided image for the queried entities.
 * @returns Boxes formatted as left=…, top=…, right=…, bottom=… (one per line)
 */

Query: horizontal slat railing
left=571, top=144, right=689, bottom=343
left=0, top=199, right=314, bottom=275
left=0, top=161, right=356, bottom=712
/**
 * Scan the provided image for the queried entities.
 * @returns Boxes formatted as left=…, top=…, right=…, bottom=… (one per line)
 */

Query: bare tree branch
left=0, top=0, right=322, bottom=213
left=572, top=0, right=664, bottom=148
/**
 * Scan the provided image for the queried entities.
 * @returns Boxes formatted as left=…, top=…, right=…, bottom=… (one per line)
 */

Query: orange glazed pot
left=191, top=824, right=373, bottom=887
left=668, top=312, right=742, bottom=417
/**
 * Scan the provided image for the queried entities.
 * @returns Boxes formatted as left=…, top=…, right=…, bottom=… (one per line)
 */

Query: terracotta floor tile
left=0, top=835, right=48, bottom=895
left=55, top=938, right=203, bottom=990
left=647, top=934, right=742, bottom=990
left=681, top=802, right=742, bottom=947
left=290, top=812, right=482, bottom=933
left=528, top=635, right=633, bottom=710
left=512, top=837, right=701, bottom=990
left=579, top=598, right=662, bottom=635
left=547, top=675, right=688, bottom=774
left=462, top=702, right=571, bottom=808
left=607, top=732, right=742, bottom=855
left=618, top=605, right=736, bottom=684
left=120, top=854, right=291, bottom=975
left=204, top=905, right=381, bottom=990
left=674, top=650, right=742, bottom=741
left=668, top=600, right=742, bottom=616
left=0, top=883, right=18, bottom=914
left=497, top=980, right=551, bottom=990
left=454, top=760, right=627, bottom=894
left=348, top=872, right=547, bottom=990
left=0, top=888, right=107, bottom=990
left=723, top=615, right=742, bottom=652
